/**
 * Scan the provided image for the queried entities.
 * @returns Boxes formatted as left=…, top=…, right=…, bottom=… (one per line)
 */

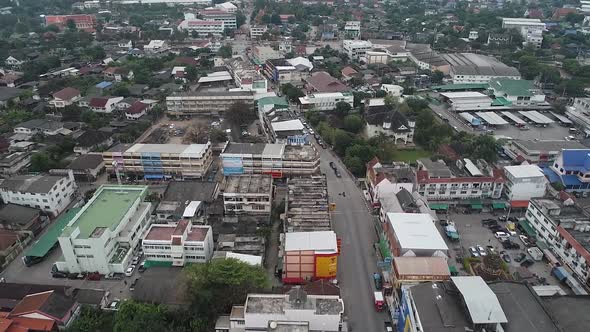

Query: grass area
left=391, top=149, right=432, bottom=162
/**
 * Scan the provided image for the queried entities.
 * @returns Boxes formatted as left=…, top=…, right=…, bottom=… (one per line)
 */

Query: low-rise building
left=250, top=25, right=267, bottom=38
left=178, top=19, right=225, bottom=36
left=50, top=87, right=81, bottom=108
left=504, top=139, right=586, bottom=163
left=304, top=71, right=349, bottom=93
left=567, top=97, right=590, bottom=133
left=502, top=17, right=545, bottom=48
left=282, top=231, right=339, bottom=283
left=215, top=1, right=237, bottom=13
left=343, top=39, right=372, bottom=61
left=55, top=185, right=152, bottom=274
left=549, top=149, right=590, bottom=192
left=223, top=175, right=273, bottom=215
left=225, top=57, right=269, bottom=93
left=264, top=58, right=313, bottom=85
left=0, top=151, right=30, bottom=175
left=88, top=96, right=124, bottom=113
left=221, top=143, right=320, bottom=178
left=103, top=67, right=134, bottom=82
left=299, top=92, right=354, bottom=111
left=252, top=45, right=281, bottom=64
left=124, top=101, right=149, bottom=120
left=344, top=21, right=361, bottom=39
left=383, top=213, right=448, bottom=257
left=14, top=119, right=64, bottom=136
left=103, top=143, right=213, bottom=180
left=166, top=90, right=255, bottom=117
left=44, top=14, right=97, bottom=32
left=142, top=220, right=214, bottom=266
left=406, top=43, right=450, bottom=73
left=443, top=53, right=521, bottom=84
left=3, top=290, right=79, bottom=330
left=144, top=40, right=169, bottom=53
left=488, top=78, right=545, bottom=106
left=416, top=158, right=504, bottom=200
left=392, top=256, right=450, bottom=287
left=73, top=130, right=114, bottom=154
left=53, top=154, right=105, bottom=182
left=503, top=165, right=547, bottom=200
left=199, top=9, right=237, bottom=30
left=0, top=203, right=44, bottom=235
left=365, top=157, right=414, bottom=208
left=285, top=176, right=331, bottom=232
left=216, top=289, right=344, bottom=332
left=155, top=180, right=218, bottom=222
left=364, top=98, right=415, bottom=143
left=0, top=172, right=76, bottom=217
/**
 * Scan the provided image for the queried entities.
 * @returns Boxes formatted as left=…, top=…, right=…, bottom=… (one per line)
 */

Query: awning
left=518, top=219, right=537, bottom=237
left=430, top=203, right=449, bottom=210
left=471, top=204, right=483, bottom=210
left=511, top=200, right=530, bottom=208
left=492, top=202, right=506, bottom=209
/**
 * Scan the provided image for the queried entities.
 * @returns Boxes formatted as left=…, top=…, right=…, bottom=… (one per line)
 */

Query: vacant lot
left=391, top=149, right=431, bottom=162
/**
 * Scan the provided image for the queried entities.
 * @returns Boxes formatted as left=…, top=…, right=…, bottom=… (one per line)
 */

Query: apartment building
left=0, top=172, right=76, bottom=217
left=416, top=158, right=504, bottom=200
left=44, top=14, right=97, bottom=32
left=225, top=57, right=269, bottom=93
left=178, top=19, right=225, bottom=36
left=142, top=220, right=213, bottom=266
left=250, top=25, right=267, bottom=38
left=342, top=39, right=372, bottom=61
left=215, top=289, right=344, bottom=332
left=502, top=18, right=545, bottom=48
left=102, top=143, right=213, bottom=180
left=223, top=175, right=273, bottom=215
left=299, top=92, right=354, bottom=111
left=221, top=143, right=320, bottom=178
left=55, top=185, right=152, bottom=274
left=503, top=165, right=547, bottom=200
left=567, top=98, right=590, bottom=132
left=200, top=9, right=237, bottom=30
left=166, top=90, right=255, bottom=117
left=549, top=149, right=590, bottom=192
left=344, top=21, right=361, bottom=39
left=264, top=57, right=313, bottom=85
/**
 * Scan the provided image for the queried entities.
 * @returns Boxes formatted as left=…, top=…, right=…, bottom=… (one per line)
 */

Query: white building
left=0, top=172, right=76, bottom=217
left=439, top=91, right=493, bottom=111
left=215, top=289, right=344, bottom=332
left=200, top=8, right=237, bottom=30
left=252, top=46, right=280, bottom=63
left=88, top=96, right=124, bottom=114
left=468, top=30, right=478, bottom=40
left=55, top=185, right=152, bottom=274
left=443, top=53, right=521, bottom=84
left=343, top=39, right=372, bottom=61
left=384, top=212, right=449, bottom=257
left=178, top=19, right=225, bottom=36
left=142, top=220, right=214, bottom=266
left=215, top=1, right=237, bottom=13
left=502, top=18, right=545, bottom=49
left=299, top=92, right=354, bottom=111
left=567, top=98, right=590, bottom=133
left=144, top=40, right=169, bottom=53
left=344, top=21, right=361, bottom=39
left=250, top=25, right=267, bottom=38
left=503, top=165, right=547, bottom=200
left=49, top=87, right=81, bottom=108
left=4, top=56, right=24, bottom=69
left=223, top=175, right=273, bottom=215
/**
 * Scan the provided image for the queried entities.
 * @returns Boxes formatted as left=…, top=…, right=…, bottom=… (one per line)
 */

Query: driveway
left=314, top=139, right=389, bottom=330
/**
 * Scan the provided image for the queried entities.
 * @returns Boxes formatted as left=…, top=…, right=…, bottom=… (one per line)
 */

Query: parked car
left=514, top=253, right=527, bottom=262
left=109, top=299, right=121, bottom=310
left=132, top=256, right=140, bottom=265
left=501, top=251, right=511, bottom=263
left=138, top=262, right=146, bottom=273
left=498, top=215, right=508, bottom=222
left=494, top=231, right=510, bottom=240
left=125, top=265, right=136, bottom=277
left=489, top=225, right=506, bottom=232
left=52, top=271, right=67, bottom=279
left=501, top=240, right=520, bottom=250
left=335, top=170, right=342, bottom=178
left=129, top=278, right=139, bottom=291
left=329, top=161, right=336, bottom=169
left=520, top=259, right=535, bottom=268
left=486, top=246, right=497, bottom=255
left=439, top=219, right=448, bottom=226
left=469, top=247, right=480, bottom=257
left=508, top=216, right=519, bottom=222
left=482, top=218, right=496, bottom=225
left=476, top=245, right=487, bottom=256
left=519, top=235, right=532, bottom=247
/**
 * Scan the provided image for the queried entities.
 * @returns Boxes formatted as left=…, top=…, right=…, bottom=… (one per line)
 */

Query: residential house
left=49, top=87, right=81, bottom=108
left=73, top=130, right=114, bottom=154
left=0, top=152, right=31, bottom=175
left=304, top=71, right=349, bottom=93
left=144, top=40, right=169, bottom=53
left=125, top=101, right=149, bottom=120
left=0, top=87, right=22, bottom=108
left=0, top=203, right=44, bottom=236
left=4, top=56, right=24, bottom=69
left=103, top=67, right=134, bottom=82
left=54, top=154, right=104, bottom=182
left=364, top=98, right=414, bottom=144
left=13, top=119, right=64, bottom=136
left=88, top=96, right=124, bottom=113
left=115, top=97, right=138, bottom=111
left=2, top=290, right=79, bottom=330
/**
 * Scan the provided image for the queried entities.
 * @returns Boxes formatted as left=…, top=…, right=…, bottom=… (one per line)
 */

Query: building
left=144, top=40, right=169, bottom=53
left=55, top=185, right=151, bottom=274
left=488, top=78, right=545, bottom=106
left=365, top=157, right=414, bottom=208
left=155, top=180, right=218, bottom=222
left=567, top=97, right=590, bottom=133
left=124, top=101, right=149, bottom=120
left=225, top=57, right=269, bottom=93
left=50, top=87, right=81, bottom=108
left=88, top=96, right=124, bottom=113
left=215, top=1, right=237, bottom=13
left=285, top=176, right=331, bottom=232
left=548, top=149, right=590, bottom=192
left=250, top=25, right=267, bottom=38
left=0, top=87, right=22, bottom=108
left=0, top=151, right=30, bottom=175
left=73, top=130, right=114, bottom=154
left=344, top=21, right=361, bottom=39
left=223, top=175, right=273, bottom=215
left=487, top=33, right=510, bottom=45
left=383, top=213, right=448, bottom=257
left=166, top=90, right=255, bottom=117
left=44, top=14, right=97, bottom=32
left=443, top=53, right=521, bottom=84
left=416, top=158, right=504, bottom=200
left=264, top=58, right=313, bottom=85
left=0, top=172, right=76, bottom=217
left=397, top=277, right=561, bottom=332
left=299, top=92, right=354, bottom=111
left=364, top=98, right=415, bottom=143
left=142, top=220, right=213, bottom=266
left=103, top=143, right=213, bottom=180
left=502, top=17, right=545, bottom=48
left=392, top=256, right=450, bottom=287
left=200, top=8, right=237, bottom=30
left=178, top=19, right=225, bottom=36
left=216, top=288, right=344, bottom=332
left=406, top=43, right=450, bottom=73
left=503, top=165, right=547, bottom=200
left=56, top=154, right=105, bottom=182
left=221, top=143, right=320, bottom=178
left=343, top=39, right=372, bottom=61
left=4, top=56, right=24, bottom=69
left=282, top=231, right=338, bottom=283
left=304, top=71, right=349, bottom=93
left=504, top=139, right=587, bottom=163
left=0, top=203, right=45, bottom=235
left=252, top=46, right=281, bottom=64
left=103, top=67, right=134, bottom=82
left=2, top=290, right=79, bottom=330
left=13, top=119, right=64, bottom=136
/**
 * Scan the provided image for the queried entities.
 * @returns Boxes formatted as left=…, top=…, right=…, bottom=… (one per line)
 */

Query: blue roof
left=562, top=175, right=583, bottom=186
left=541, top=166, right=561, bottom=183
left=562, top=149, right=590, bottom=168
left=96, top=81, right=113, bottom=89
left=553, top=266, right=569, bottom=281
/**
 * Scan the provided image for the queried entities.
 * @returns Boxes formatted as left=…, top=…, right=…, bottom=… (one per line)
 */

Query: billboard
left=222, top=157, right=244, bottom=175
left=397, top=288, right=412, bottom=332
left=315, top=254, right=337, bottom=278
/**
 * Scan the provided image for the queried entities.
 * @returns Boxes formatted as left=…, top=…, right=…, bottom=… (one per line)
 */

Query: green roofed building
left=488, top=78, right=546, bottom=107
left=54, top=185, right=151, bottom=274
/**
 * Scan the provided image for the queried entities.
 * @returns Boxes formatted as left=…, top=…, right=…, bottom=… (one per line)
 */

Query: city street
left=316, top=143, right=389, bottom=330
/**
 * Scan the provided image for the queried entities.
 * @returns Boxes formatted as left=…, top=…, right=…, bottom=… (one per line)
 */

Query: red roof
left=186, top=226, right=208, bottom=242
left=557, top=225, right=590, bottom=263
left=44, top=15, right=96, bottom=32
left=526, top=8, right=544, bottom=19
left=553, top=8, right=577, bottom=19
left=437, top=144, right=459, bottom=161
left=173, top=219, right=189, bottom=236
left=510, top=200, right=530, bottom=208
left=305, top=71, right=349, bottom=93
left=89, top=97, right=108, bottom=108
left=144, top=225, right=175, bottom=241
left=175, top=57, right=199, bottom=66
left=341, top=66, right=358, bottom=77
left=416, top=168, right=504, bottom=184
left=53, top=87, right=80, bottom=101
left=3, top=317, right=56, bottom=332
left=0, top=230, right=19, bottom=252
left=9, top=291, right=53, bottom=317
left=125, top=101, right=148, bottom=114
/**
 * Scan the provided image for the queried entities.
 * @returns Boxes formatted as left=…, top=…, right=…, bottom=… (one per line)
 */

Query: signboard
left=315, top=254, right=337, bottom=278
left=397, top=289, right=412, bottom=332
left=222, top=157, right=244, bottom=175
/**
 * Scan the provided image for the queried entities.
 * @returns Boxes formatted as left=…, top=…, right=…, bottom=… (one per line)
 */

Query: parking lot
left=437, top=211, right=564, bottom=289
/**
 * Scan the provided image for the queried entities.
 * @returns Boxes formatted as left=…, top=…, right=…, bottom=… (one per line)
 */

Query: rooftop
left=286, top=177, right=331, bottom=232
left=387, top=213, right=448, bottom=251
left=444, top=53, right=521, bottom=77
left=393, top=256, right=451, bottom=278
left=60, top=185, right=147, bottom=239
left=0, top=174, right=65, bottom=194
left=245, top=292, right=343, bottom=316
left=284, top=231, right=337, bottom=252
left=67, top=154, right=104, bottom=170
left=513, top=139, right=586, bottom=152
left=504, top=164, right=545, bottom=178
left=222, top=142, right=267, bottom=155
left=0, top=204, right=39, bottom=225
left=489, top=78, right=538, bottom=97
left=224, top=175, right=273, bottom=194
left=305, top=71, right=349, bottom=93
left=452, top=276, right=507, bottom=324
left=144, top=222, right=210, bottom=242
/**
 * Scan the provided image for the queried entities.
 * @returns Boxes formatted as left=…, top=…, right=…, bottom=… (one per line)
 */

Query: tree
left=185, top=259, right=268, bottom=330
left=66, top=19, right=77, bottom=31
left=218, top=45, right=233, bottom=58
left=66, top=307, right=114, bottom=332
left=334, top=101, right=352, bottom=115
left=236, top=11, right=247, bottom=28
left=114, top=301, right=169, bottom=332
left=185, top=66, right=199, bottom=82
left=331, top=129, right=353, bottom=155
left=431, top=70, right=444, bottom=84
left=281, top=83, right=304, bottom=102
left=209, top=128, right=228, bottom=143
left=343, top=114, right=363, bottom=133
left=112, top=83, right=130, bottom=97
left=226, top=101, right=256, bottom=126
left=343, top=155, right=364, bottom=175
left=270, top=13, right=282, bottom=25
left=29, top=152, right=53, bottom=172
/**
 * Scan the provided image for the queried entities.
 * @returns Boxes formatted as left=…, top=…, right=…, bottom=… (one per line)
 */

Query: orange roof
left=8, top=317, right=56, bottom=331
left=10, top=291, right=53, bottom=317
left=510, top=200, right=529, bottom=208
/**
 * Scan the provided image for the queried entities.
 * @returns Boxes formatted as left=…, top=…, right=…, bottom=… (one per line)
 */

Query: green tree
left=29, top=152, right=53, bottom=172
left=66, top=19, right=77, bottom=31
left=185, top=259, right=268, bottom=330
left=236, top=11, right=247, bottom=28
left=431, top=70, right=444, bottom=84
left=218, top=45, right=233, bottom=58
left=225, top=101, right=256, bottom=126
left=271, top=13, right=282, bottom=25
left=114, top=301, right=169, bottom=332
left=209, top=128, right=228, bottom=143
left=343, top=114, right=363, bottom=133
left=334, top=101, right=352, bottom=115
left=66, top=307, right=114, bottom=332
left=343, top=155, right=364, bottom=175
left=281, top=83, right=304, bottom=102
left=331, top=129, right=353, bottom=155
left=185, top=66, right=199, bottom=81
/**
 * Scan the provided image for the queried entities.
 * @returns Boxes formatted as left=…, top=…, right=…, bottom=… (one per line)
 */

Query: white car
left=476, top=245, right=487, bottom=256
left=494, top=231, right=510, bottom=240
left=125, top=265, right=136, bottom=277
left=469, top=247, right=480, bottom=257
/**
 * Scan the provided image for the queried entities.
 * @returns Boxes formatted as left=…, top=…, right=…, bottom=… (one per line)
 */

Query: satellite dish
left=269, top=321, right=277, bottom=329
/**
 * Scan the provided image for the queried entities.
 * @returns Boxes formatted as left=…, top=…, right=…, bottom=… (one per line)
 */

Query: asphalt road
left=316, top=142, right=388, bottom=331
